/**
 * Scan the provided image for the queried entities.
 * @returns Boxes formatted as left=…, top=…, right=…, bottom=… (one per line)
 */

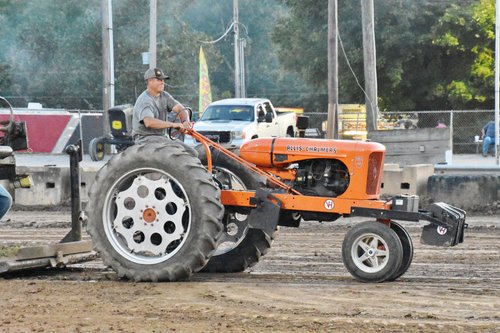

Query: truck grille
left=196, top=131, right=231, bottom=144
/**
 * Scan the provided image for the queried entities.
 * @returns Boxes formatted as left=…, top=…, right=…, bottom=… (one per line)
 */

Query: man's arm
left=143, top=117, right=183, bottom=130
left=482, top=122, right=489, bottom=137
left=172, top=104, right=191, bottom=123
left=172, top=103, right=192, bottom=130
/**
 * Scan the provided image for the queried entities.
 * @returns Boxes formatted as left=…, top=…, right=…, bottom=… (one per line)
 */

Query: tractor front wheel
left=342, top=221, right=403, bottom=283
left=387, top=221, right=414, bottom=281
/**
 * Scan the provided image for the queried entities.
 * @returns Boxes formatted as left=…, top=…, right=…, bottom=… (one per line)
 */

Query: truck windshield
left=200, top=106, right=254, bottom=121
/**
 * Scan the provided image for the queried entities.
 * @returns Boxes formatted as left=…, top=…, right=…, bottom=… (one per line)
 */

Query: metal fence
left=305, top=110, right=495, bottom=154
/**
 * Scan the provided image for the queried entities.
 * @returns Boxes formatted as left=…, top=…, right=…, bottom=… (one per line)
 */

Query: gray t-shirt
left=132, top=90, right=179, bottom=138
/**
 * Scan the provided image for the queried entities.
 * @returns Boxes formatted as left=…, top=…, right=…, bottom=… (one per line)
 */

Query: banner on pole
left=199, top=47, right=212, bottom=114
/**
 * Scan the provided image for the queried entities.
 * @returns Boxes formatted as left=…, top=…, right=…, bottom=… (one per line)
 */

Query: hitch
left=0, top=139, right=95, bottom=274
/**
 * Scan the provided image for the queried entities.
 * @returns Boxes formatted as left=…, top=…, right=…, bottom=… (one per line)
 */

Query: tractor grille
left=196, top=131, right=231, bottom=144
left=366, top=151, right=384, bottom=195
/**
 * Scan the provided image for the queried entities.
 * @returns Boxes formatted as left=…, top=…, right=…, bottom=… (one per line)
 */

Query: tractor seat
left=0, top=146, right=13, bottom=159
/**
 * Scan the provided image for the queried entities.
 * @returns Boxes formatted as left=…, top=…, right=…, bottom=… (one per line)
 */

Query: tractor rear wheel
left=342, top=221, right=403, bottom=283
left=198, top=148, right=275, bottom=273
left=86, top=142, right=224, bottom=281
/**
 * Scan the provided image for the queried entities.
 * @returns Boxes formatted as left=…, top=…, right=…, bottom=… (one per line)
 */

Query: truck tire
left=86, top=142, right=224, bottom=282
left=198, top=148, right=275, bottom=273
left=342, top=221, right=403, bottom=283
left=387, top=221, right=414, bottom=281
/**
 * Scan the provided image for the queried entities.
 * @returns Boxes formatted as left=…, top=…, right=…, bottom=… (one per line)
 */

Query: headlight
left=231, top=130, right=244, bottom=139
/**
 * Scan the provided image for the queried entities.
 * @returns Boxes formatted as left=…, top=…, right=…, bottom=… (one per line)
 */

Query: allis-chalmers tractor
left=85, top=108, right=466, bottom=283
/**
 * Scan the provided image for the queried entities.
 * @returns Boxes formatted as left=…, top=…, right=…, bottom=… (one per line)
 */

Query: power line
left=199, top=22, right=235, bottom=44
left=338, top=33, right=371, bottom=110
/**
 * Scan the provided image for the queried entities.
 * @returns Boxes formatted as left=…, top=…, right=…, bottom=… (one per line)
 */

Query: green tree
left=0, top=0, right=101, bottom=108
left=272, top=0, right=488, bottom=111
left=183, top=0, right=316, bottom=110
left=111, top=0, right=222, bottom=110
left=0, top=0, right=222, bottom=110
left=432, top=0, right=495, bottom=109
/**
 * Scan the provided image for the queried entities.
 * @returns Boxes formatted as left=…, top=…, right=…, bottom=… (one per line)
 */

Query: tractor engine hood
left=240, top=137, right=386, bottom=168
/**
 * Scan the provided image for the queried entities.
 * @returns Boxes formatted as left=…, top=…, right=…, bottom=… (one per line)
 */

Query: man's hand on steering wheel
left=177, top=120, right=192, bottom=133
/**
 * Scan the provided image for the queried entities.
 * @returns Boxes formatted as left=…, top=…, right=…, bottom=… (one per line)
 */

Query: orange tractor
left=86, top=129, right=465, bottom=283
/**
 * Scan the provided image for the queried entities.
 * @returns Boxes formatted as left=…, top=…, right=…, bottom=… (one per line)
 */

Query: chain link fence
left=305, top=110, right=495, bottom=154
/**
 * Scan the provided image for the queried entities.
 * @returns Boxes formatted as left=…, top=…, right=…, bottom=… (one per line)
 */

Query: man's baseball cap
left=144, top=68, right=170, bottom=81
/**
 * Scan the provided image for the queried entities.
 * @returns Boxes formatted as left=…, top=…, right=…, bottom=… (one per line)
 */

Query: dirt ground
left=0, top=210, right=498, bottom=333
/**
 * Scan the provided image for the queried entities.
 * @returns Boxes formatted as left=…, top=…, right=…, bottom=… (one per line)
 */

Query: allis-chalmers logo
left=286, top=145, right=337, bottom=153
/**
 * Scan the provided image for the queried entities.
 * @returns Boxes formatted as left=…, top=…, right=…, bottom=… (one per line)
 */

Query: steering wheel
left=168, top=107, right=193, bottom=140
left=0, top=96, right=15, bottom=133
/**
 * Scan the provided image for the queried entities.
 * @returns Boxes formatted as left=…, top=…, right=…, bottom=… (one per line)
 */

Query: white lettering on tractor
left=286, top=145, right=337, bottom=153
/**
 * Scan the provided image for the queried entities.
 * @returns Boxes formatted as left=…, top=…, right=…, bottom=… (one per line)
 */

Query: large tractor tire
left=342, top=221, right=403, bottom=283
left=86, top=142, right=224, bottom=282
left=197, top=147, right=276, bottom=273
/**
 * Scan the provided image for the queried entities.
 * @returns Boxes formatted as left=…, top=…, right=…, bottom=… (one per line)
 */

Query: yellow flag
left=199, top=46, right=212, bottom=113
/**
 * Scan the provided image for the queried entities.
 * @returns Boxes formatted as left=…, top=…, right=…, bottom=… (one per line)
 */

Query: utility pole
left=149, top=0, right=157, bottom=69
left=233, top=0, right=242, bottom=98
left=102, top=0, right=114, bottom=132
left=361, top=0, right=378, bottom=132
left=326, top=0, right=339, bottom=139
left=240, top=38, right=246, bottom=98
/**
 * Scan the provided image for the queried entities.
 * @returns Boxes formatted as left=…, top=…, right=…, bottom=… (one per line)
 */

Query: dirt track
left=0, top=210, right=499, bottom=332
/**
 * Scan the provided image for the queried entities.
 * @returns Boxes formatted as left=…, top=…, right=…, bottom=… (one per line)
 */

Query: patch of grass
left=0, top=245, right=21, bottom=258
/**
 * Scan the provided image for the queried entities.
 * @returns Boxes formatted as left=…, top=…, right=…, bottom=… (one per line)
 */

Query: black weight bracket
left=247, top=189, right=282, bottom=237
left=420, top=202, right=467, bottom=247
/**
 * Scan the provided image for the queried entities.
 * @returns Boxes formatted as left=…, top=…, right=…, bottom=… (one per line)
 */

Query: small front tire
left=387, top=221, right=414, bottom=281
left=342, top=221, right=403, bottom=283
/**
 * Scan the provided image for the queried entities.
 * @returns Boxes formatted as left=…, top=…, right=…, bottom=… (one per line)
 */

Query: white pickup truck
left=186, top=98, right=305, bottom=147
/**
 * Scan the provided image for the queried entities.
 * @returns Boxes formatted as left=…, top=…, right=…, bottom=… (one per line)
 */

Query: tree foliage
left=431, top=0, right=495, bottom=109
left=273, top=0, right=494, bottom=111
left=0, top=0, right=496, bottom=112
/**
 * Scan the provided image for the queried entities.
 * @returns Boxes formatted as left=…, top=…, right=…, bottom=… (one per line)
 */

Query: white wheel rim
left=102, top=167, right=191, bottom=265
left=351, top=233, right=390, bottom=273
